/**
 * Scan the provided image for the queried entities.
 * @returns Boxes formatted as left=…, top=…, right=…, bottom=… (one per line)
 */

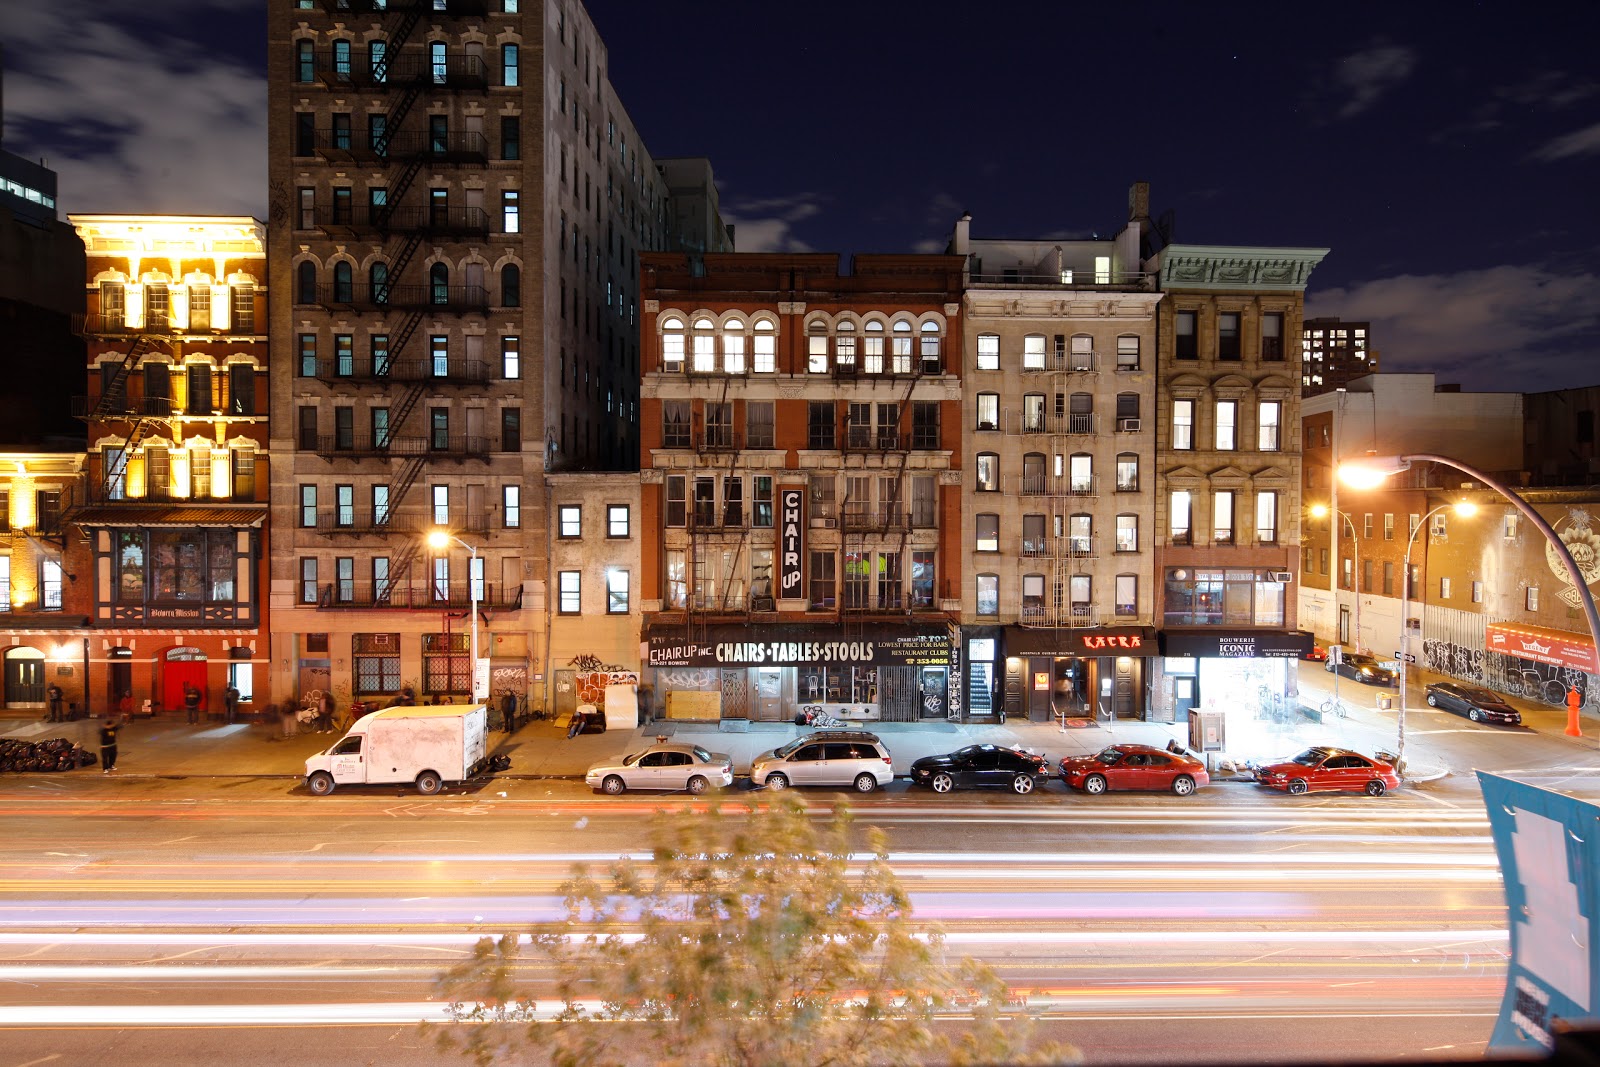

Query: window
left=665, top=475, right=686, bottom=527
left=432, top=484, right=449, bottom=526
left=976, top=514, right=998, bottom=552
left=976, top=573, right=999, bottom=616
left=690, top=318, right=716, bottom=372
left=607, top=505, right=630, bottom=537
left=300, top=485, right=317, bottom=528
left=745, top=401, right=774, bottom=449
left=296, top=40, right=314, bottom=82
left=753, top=477, right=774, bottom=528
left=807, top=401, right=835, bottom=449
left=502, top=485, right=521, bottom=528
left=1215, top=400, right=1237, bottom=450
left=429, top=261, right=449, bottom=305
left=968, top=394, right=999, bottom=434
left=920, top=321, right=943, bottom=373
left=1440, top=576, right=1452, bottom=599
left=558, top=571, right=581, bottom=613
left=1115, top=574, right=1137, bottom=617
left=298, top=334, right=317, bottom=376
left=501, top=264, right=520, bottom=306
left=717, top=319, right=746, bottom=373
left=1262, top=313, right=1284, bottom=359
left=1363, top=558, right=1373, bottom=592
left=1526, top=587, right=1539, bottom=611
left=1218, top=312, right=1241, bottom=359
left=300, top=558, right=318, bottom=603
left=295, top=112, right=315, bottom=157
left=500, top=115, right=520, bottom=160
left=976, top=333, right=999, bottom=371
left=753, top=320, right=776, bottom=373
left=1171, top=490, right=1192, bottom=544
left=1069, top=574, right=1092, bottom=617
left=1258, top=401, right=1281, bottom=451
left=1503, top=513, right=1519, bottom=540
left=976, top=453, right=998, bottom=492
left=833, top=321, right=857, bottom=371
left=1116, top=514, right=1138, bottom=552
left=559, top=504, right=581, bottom=538
left=1116, top=335, right=1140, bottom=370
left=1213, top=490, right=1234, bottom=544
left=430, top=408, right=449, bottom=450
left=1384, top=513, right=1395, bottom=540
left=502, top=336, right=520, bottom=378
left=911, top=401, right=940, bottom=449
left=1256, top=491, right=1278, bottom=544
left=1164, top=567, right=1284, bottom=627
left=333, top=407, right=354, bottom=451
left=371, top=484, right=390, bottom=527
left=1363, top=513, right=1374, bottom=538
left=1173, top=399, right=1195, bottom=450
left=1175, top=311, right=1197, bottom=359
left=705, top=402, right=734, bottom=449
left=502, top=43, right=519, bottom=86
left=1020, top=573, right=1045, bottom=619
left=810, top=550, right=836, bottom=609
left=1342, top=557, right=1354, bottom=590
left=662, top=317, right=686, bottom=370
left=39, top=558, right=62, bottom=609
left=1383, top=561, right=1395, bottom=595
left=662, top=400, right=691, bottom=448
left=1068, top=514, right=1092, bottom=555
left=1023, top=334, right=1046, bottom=371
left=1115, top=453, right=1138, bottom=492
left=501, top=407, right=521, bottom=452
left=501, top=189, right=519, bottom=233
left=806, top=321, right=829, bottom=373
left=606, top=570, right=630, bottom=614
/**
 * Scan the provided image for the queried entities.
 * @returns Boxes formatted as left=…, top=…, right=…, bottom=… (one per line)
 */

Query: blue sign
left=1478, top=772, right=1600, bottom=1053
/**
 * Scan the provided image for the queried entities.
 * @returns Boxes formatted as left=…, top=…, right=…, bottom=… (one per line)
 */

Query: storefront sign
left=1162, top=629, right=1314, bottom=659
left=1005, top=626, right=1157, bottom=658
left=1485, top=622, right=1598, bottom=673
left=779, top=490, right=805, bottom=598
left=647, top=624, right=951, bottom=668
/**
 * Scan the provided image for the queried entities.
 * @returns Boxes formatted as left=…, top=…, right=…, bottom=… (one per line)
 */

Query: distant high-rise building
left=1301, top=316, right=1376, bottom=396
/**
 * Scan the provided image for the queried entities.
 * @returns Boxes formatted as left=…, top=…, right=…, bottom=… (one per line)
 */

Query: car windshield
left=1290, top=748, right=1331, bottom=766
left=692, top=745, right=714, bottom=762
left=622, top=752, right=644, bottom=767
left=952, top=745, right=979, bottom=761
left=1097, top=748, right=1125, bottom=765
left=774, top=738, right=806, bottom=758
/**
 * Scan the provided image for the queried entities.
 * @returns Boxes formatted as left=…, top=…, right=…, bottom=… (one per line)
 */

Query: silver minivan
left=750, top=730, right=894, bottom=793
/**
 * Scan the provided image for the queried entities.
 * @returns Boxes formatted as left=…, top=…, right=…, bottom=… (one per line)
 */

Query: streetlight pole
left=1398, top=502, right=1475, bottom=771
left=1312, top=505, right=1363, bottom=655
left=428, top=530, right=482, bottom=704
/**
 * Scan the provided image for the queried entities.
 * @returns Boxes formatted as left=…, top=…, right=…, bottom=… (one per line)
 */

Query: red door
left=163, top=660, right=209, bottom=716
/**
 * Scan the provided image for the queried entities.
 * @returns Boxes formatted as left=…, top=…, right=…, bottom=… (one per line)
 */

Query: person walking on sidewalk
left=46, top=683, right=64, bottom=724
left=184, top=684, right=202, bottom=724
left=223, top=683, right=240, bottom=725
left=119, top=691, right=134, bottom=721
left=499, top=689, right=517, bottom=732
left=99, top=713, right=123, bottom=773
left=316, top=689, right=336, bottom=734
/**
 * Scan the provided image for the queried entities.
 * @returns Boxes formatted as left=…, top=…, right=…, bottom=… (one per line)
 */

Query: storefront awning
left=1162, top=629, right=1314, bottom=659
left=72, top=505, right=267, bottom=528
left=646, top=622, right=953, bottom=669
left=1485, top=621, right=1598, bottom=673
left=1005, top=625, right=1158, bottom=658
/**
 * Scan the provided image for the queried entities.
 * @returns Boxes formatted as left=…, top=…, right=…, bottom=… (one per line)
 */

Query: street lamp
left=1309, top=503, right=1363, bottom=655
left=427, top=529, right=483, bottom=703
left=1394, top=500, right=1477, bottom=770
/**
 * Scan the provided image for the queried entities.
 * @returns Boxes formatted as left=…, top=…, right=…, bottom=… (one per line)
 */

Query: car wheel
left=415, top=770, right=442, bottom=795
left=1172, top=775, right=1196, bottom=797
left=1011, top=773, right=1036, bottom=795
left=687, top=775, right=709, bottom=795
left=1426, top=693, right=1439, bottom=707
left=765, top=773, right=789, bottom=791
left=602, top=775, right=626, bottom=796
left=1083, top=774, right=1108, bottom=795
left=1365, top=779, right=1387, bottom=797
left=1468, top=708, right=1482, bottom=722
left=1287, top=778, right=1308, bottom=795
left=307, top=771, right=334, bottom=796
left=931, top=772, right=955, bottom=793
left=853, top=773, right=878, bottom=794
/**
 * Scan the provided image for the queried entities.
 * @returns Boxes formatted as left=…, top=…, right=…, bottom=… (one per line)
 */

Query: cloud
left=1332, top=42, right=1417, bottom=119
left=1531, top=122, right=1600, bottom=162
left=1310, top=264, right=1600, bottom=390
left=720, top=193, right=825, bottom=253
left=3, top=2, right=266, bottom=219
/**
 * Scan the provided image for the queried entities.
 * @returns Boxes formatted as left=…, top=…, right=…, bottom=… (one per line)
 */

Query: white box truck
left=304, top=705, right=489, bottom=796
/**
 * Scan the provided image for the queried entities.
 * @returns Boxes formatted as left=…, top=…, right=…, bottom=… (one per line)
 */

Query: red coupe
left=1059, top=744, right=1210, bottom=796
left=1255, top=746, right=1400, bottom=796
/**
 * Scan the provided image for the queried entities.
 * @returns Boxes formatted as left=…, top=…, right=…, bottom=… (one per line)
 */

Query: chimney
left=950, top=212, right=971, bottom=255
left=1128, top=181, right=1150, bottom=223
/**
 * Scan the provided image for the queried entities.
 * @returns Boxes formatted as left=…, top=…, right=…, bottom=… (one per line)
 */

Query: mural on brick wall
left=1546, top=507, right=1600, bottom=610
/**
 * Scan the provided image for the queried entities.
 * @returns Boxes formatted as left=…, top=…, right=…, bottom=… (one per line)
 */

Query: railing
left=841, top=505, right=908, bottom=531
left=318, top=0, right=488, bottom=13
left=314, top=434, right=494, bottom=459
left=313, top=50, right=487, bottom=90
left=841, top=423, right=908, bottom=453
left=312, top=130, right=488, bottom=164
left=318, top=579, right=522, bottom=611
left=1021, top=352, right=1098, bottom=373
left=1012, top=411, right=1097, bottom=436
left=1018, top=603, right=1106, bottom=628
left=72, top=396, right=174, bottom=419
left=312, top=283, right=489, bottom=312
left=1020, top=537, right=1097, bottom=559
left=841, top=591, right=908, bottom=613
left=312, top=358, right=488, bottom=384
left=314, top=506, right=507, bottom=536
left=693, top=429, right=741, bottom=453
left=686, top=510, right=751, bottom=533
left=968, top=270, right=1156, bottom=290
left=315, top=205, right=491, bottom=238
left=74, top=313, right=260, bottom=338
left=1012, top=475, right=1098, bottom=498
left=830, top=359, right=931, bottom=379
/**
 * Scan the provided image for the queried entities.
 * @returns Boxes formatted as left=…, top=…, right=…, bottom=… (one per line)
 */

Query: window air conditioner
left=1268, top=571, right=1294, bottom=583
left=1118, top=418, right=1141, bottom=432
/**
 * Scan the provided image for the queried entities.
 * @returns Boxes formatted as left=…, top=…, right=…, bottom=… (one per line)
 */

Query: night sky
left=4, top=1, right=1597, bottom=392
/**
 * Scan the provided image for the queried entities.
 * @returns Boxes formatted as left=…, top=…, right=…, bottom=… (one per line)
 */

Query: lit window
left=976, top=334, right=999, bottom=371
left=606, top=570, right=629, bottom=614
left=752, top=320, right=776, bottom=373
left=607, top=505, right=629, bottom=537
left=559, top=504, right=581, bottom=537
left=503, top=485, right=520, bottom=528
left=559, top=571, right=581, bottom=614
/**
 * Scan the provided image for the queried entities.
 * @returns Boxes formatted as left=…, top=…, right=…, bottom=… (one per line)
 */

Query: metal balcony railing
left=319, top=579, right=521, bottom=611
left=312, top=283, right=489, bottom=312
left=74, top=313, right=260, bottom=338
left=312, top=130, right=488, bottom=165
left=1012, top=475, right=1099, bottom=498
left=968, top=269, right=1156, bottom=291
left=693, top=428, right=741, bottom=453
left=1020, top=352, right=1098, bottom=373
left=841, top=591, right=908, bottom=613
left=314, top=506, right=507, bottom=536
left=313, top=50, right=487, bottom=91
left=1012, top=411, right=1098, bottom=435
left=312, top=358, right=489, bottom=384
left=841, top=505, right=908, bottom=531
left=314, top=434, right=494, bottom=459
left=315, top=205, right=490, bottom=239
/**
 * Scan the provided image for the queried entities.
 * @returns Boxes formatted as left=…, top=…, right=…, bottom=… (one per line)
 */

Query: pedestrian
left=184, top=683, right=202, bottom=724
left=500, top=688, right=517, bottom=732
left=118, top=691, right=134, bottom=720
left=223, top=683, right=240, bottom=725
left=317, top=689, right=335, bottom=734
left=46, top=683, right=64, bottom=724
left=99, top=712, right=123, bottom=773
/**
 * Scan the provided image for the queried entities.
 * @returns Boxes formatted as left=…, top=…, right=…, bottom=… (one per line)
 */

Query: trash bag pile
left=487, top=753, right=512, bottom=773
left=0, top=737, right=98, bottom=773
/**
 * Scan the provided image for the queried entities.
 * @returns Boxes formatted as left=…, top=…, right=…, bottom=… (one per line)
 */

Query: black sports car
left=908, top=744, right=1051, bottom=794
left=1326, top=652, right=1397, bottom=686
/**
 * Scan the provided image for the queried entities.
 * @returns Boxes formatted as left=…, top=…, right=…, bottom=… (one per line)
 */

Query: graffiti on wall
left=1426, top=637, right=1595, bottom=710
left=1422, top=638, right=1487, bottom=685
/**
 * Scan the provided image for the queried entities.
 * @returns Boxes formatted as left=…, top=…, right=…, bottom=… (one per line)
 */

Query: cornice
left=1157, top=245, right=1329, bottom=292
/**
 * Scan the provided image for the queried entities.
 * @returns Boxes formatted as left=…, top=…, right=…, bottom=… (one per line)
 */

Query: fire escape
left=310, top=5, right=491, bottom=607
left=683, top=367, right=751, bottom=644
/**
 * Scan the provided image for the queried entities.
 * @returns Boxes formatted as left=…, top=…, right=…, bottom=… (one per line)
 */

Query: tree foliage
left=432, top=798, right=1073, bottom=1067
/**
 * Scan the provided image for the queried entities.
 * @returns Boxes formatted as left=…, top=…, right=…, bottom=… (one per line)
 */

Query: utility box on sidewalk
left=1188, top=710, right=1225, bottom=752
left=1376, top=695, right=1393, bottom=710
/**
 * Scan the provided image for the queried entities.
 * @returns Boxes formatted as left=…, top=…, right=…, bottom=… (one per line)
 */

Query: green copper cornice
left=1156, top=244, right=1329, bottom=292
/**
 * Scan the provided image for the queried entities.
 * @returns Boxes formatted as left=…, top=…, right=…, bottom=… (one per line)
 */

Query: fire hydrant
left=1566, top=686, right=1583, bottom=738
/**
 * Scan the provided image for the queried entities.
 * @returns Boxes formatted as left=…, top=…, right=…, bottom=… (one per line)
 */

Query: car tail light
left=882, top=756, right=893, bottom=766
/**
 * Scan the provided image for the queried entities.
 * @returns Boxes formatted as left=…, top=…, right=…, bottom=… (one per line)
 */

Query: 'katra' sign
left=779, top=489, right=804, bottom=597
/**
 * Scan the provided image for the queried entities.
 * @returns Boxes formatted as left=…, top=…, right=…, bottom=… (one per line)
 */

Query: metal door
left=755, top=668, right=783, bottom=721
left=720, top=669, right=749, bottom=718
left=879, top=666, right=916, bottom=721
left=553, top=669, right=577, bottom=719
left=4, top=656, right=44, bottom=706
left=1114, top=660, right=1136, bottom=719
left=1338, top=606, right=1351, bottom=646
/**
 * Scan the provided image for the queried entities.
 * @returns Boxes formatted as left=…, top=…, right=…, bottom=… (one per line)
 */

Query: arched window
left=1069, top=453, right=1094, bottom=494
left=807, top=321, right=829, bottom=373
left=1023, top=334, right=1047, bottom=371
left=891, top=320, right=914, bottom=374
left=429, top=262, right=449, bottom=305
left=975, top=452, right=999, bottom=492
left=500, top=263, right=521, bottom=307
left=863, top=320, right=885, bottom=374
left=1115, top=452, right=1139, bottom=492
left=369, top=262, right=389, bottom=305
left=1022, top=452, right=1046, bottom=495
left=691, top=316, right=715, bottom=372
left=835, top=320, right=858, bottom=371
left=920, top=321, right=942, bottom=373
left=722, top=317, right=745, bottom=373
left=661, top=316, right=685, bottom=370
left=296, top=261, right=317, bottom=305
left=333, top=261, right=353, bottom=304
left=332, top=39, right=352, bottom=81
left=752, top=319, right=776, bottom=373
left=1069, top=392, right=1094, bottom=434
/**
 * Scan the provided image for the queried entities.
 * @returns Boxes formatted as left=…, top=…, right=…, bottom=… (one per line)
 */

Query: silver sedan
left=585, top=744, right=734, bottom=795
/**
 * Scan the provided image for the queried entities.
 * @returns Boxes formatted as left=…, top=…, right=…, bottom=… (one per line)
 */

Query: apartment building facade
left=638, top=253, right=965, bottom=723
left=1301, top=316, right=1376, bottom=397
left=265, top=0, right=693, bottom=707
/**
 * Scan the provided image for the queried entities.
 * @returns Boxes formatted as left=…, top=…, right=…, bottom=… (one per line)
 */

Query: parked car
left=1326, top=652, right=1397, bottom=686
left=750, top=730, right=894, bottom=793
left=585, top=743, right=733, bottom=795
left=1302, top=645, right=1328, bottom=662
left=1059, top=743, right=1210, bottom=796
left=1255, top=746, right=1400, bottom=796
left=1425, top=682, right=1522, bottom=725
left=909, top=745, right=1051, bottom=794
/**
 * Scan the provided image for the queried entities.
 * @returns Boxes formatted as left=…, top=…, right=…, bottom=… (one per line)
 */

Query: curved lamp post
left=1342, top=452, right=1599, bottom=749
left=1310, top=504, right=1363, bottom=655
left=427, top=529, right=483, bottom=703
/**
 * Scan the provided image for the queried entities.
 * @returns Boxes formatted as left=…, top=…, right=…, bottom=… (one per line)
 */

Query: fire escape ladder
left=384, top=231, right=425, bottom=287
left=378, top=536, right=424, bottom=607
left=386, top=377, right=429, bottom=435
left=385, top=453, right=428, bottom=514
left=91, top=335, right=154, bottom=419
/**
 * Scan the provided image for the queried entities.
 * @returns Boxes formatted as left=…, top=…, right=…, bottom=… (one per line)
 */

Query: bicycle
left=1319, top=697, right=1348, bottom=719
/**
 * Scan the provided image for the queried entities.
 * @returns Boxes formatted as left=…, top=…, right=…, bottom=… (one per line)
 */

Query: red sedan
left=1255, top=746, right=1400, bottom=796
left=1059, top=744, right=1210, bottom=796
left=1302, top=645, right=1328, bottom=662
